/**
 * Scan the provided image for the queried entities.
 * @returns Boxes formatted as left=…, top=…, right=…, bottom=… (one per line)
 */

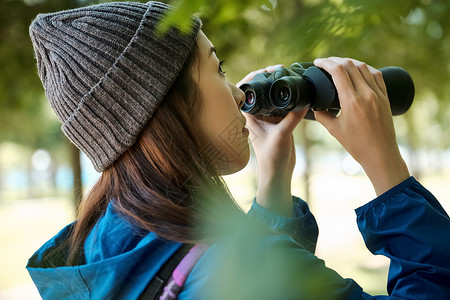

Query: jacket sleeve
left=247, top=196, right=319, bottom=253
left=356, top=176, right=450, bottom=298
left=180, top=177, right=450, bottom=299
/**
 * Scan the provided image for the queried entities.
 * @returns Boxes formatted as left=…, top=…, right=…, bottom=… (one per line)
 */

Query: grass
left=0, top=197, right=74, bottom=299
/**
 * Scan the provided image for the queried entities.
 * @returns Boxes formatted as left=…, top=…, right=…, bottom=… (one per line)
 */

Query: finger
left=243, top=112, right=259, bottom=129
left=347, top=58, right=382, bottom=95
left=366, top=64, right=388, bottom=97
left=313, top=109, right=338, bottom=134
left=346, top=59, right=390, bottom=107
left=237, top=69, right=266, bottom=87
left=236, top=65, right=284, bottom=87
left=265, top=64, right=284, bottom=73
left=330, top=57, right=387, bottom=99
left=255, top=114, right=284, bottom=124
left=244, top=113, right=268, bottom=137
left=326, top=57, right=375, bottom=96
left=314, top=58, right=357, bottom=102
left=277, top=109, right=308, bottom=135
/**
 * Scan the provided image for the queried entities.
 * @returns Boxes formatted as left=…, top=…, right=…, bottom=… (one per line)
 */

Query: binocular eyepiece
left=240, top=62, right=415, bottom=119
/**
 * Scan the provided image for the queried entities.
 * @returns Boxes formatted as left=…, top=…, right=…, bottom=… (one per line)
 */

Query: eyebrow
left=209, top=47, right=216, bottom=57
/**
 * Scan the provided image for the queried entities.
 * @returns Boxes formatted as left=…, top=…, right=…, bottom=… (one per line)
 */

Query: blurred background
left=1, top=0, right=449, bottom=298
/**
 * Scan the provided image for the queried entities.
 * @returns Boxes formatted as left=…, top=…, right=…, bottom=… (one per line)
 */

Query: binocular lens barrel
left=239, top=63, right=415, bottom=118
left=270, top=76, right=314, bottom=111
left=378, top=67, right=415, bottom=116
left=240, top=75, right=279, bottom=115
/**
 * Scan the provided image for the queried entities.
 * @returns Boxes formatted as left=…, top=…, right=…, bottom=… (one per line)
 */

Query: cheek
left=197, top=82, right=235, bottom=141
left=200, top=104, right=250, bottom=172
left=197, top=107, right=232, bottom=154
left=193, top=73, right=250, bottom=170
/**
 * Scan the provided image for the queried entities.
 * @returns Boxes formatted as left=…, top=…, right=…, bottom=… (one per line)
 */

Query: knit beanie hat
left=29, top=1, right=202, bottom=172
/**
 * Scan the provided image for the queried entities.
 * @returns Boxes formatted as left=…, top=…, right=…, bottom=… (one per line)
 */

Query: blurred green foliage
left=0, top=0, right=449, bottom=161
left=0, top=0, right=79, bottom=150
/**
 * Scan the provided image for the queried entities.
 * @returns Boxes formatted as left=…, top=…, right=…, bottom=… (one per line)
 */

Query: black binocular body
left=240, top=62, right=415, bottom=120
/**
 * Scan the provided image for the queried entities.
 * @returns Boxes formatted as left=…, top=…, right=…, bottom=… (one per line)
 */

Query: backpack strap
left=159, top=244, right=207, bottom=300
left=139, top=244, right=194, bottom=300
left=139, top=244, right=208, bottom=299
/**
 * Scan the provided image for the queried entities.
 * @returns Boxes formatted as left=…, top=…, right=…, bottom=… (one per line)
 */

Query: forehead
left=196, top=30, right=215, bottom=57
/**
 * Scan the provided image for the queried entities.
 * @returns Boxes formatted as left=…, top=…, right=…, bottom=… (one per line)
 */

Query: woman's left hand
left=238, top=65, right=307, bottom=217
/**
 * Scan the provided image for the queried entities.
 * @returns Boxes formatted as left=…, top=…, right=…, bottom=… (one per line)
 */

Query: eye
left=219, top=60, right=226, bottom=75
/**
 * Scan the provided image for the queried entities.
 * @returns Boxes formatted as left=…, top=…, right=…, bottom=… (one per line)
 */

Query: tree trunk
left=27, top=155, right=34, bottom=198
left=404, top=112, right=421, bottom=180
left=68, top=141, right=82, bottom=211
left=0, top=158, right=2, bottom=195
left=50, top=161, right=58, bottom=192
left=299, top=122, right=312, bottom=204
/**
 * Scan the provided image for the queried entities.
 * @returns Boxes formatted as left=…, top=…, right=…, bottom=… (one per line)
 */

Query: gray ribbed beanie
left=29, top=1, right=201, bottom=172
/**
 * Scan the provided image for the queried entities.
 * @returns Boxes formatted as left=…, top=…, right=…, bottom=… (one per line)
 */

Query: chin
left=220, top=147, right=250, bottom=175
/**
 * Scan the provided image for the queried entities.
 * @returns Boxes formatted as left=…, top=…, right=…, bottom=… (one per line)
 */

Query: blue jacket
left=27, top=177, right=450, bottom=299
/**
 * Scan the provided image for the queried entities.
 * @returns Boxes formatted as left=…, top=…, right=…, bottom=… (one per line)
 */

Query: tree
left=167, top=0, right=449, bottom=178
left=0, top=0, right=83, bottom=207
left=2, top=0, right=448, bottom=207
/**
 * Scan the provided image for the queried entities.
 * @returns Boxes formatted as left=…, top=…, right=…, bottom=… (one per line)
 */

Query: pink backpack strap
left=159, top=244, right=208, bottom=300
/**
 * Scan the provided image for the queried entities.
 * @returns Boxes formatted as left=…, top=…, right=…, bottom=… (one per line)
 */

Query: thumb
left=313, top=110, right=337, bottom=132
left=278, top=109, right=308, bottom=135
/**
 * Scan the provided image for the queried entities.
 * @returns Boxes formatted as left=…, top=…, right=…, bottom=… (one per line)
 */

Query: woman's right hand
left=313, top=57, right=410, bottom=197
left=238, top=65, right=307, bottom=217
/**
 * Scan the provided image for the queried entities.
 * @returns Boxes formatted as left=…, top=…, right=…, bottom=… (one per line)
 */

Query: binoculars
left=240, top=62, right=415, bottom=119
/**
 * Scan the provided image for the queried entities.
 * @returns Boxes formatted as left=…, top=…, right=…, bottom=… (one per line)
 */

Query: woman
left=27, top=1, right=450, bottom=299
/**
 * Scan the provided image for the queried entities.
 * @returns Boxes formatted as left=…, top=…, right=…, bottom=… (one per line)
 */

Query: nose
left=229, top=81, right=245, bottom=109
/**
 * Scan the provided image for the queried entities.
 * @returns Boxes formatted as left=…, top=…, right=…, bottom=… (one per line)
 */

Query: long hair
left=66, top=42, right=242, bottom=265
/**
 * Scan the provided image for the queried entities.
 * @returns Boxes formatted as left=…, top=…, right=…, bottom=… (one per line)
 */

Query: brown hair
left=66, top=41, right=242, bottom=265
